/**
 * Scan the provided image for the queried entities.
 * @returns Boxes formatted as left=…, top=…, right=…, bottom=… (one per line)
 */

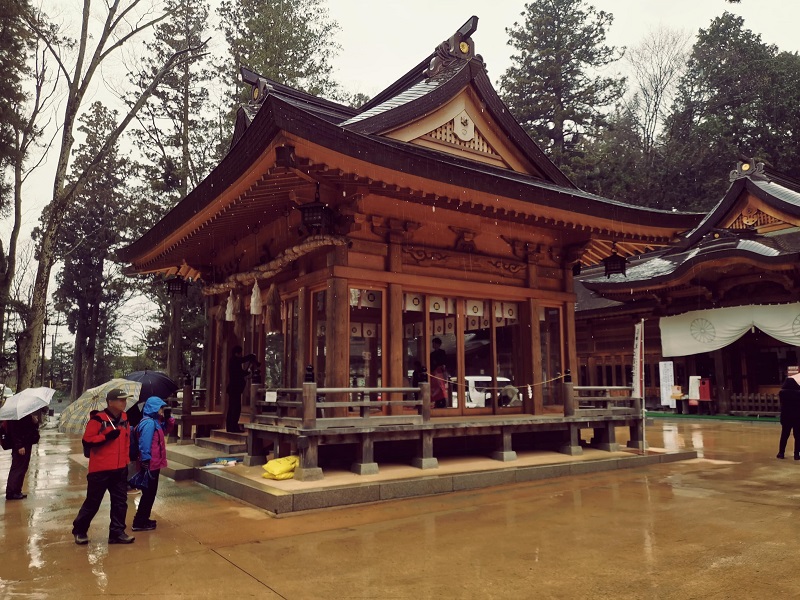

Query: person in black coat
left=226, top=346, right=258, bottom=433
left=5, top=411, right=42, bottom=500
left=777, top=374, right=800, bottom=459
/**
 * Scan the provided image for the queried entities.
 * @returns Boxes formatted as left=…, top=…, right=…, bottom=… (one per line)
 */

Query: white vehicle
left=451, top=376, right=513, bottom=408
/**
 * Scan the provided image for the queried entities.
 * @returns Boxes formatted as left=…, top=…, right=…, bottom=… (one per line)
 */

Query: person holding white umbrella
left=2, top=387, right=54, bottom=500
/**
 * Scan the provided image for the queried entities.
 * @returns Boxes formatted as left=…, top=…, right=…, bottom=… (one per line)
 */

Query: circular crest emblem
left=690, top=318, right=716, bottom=343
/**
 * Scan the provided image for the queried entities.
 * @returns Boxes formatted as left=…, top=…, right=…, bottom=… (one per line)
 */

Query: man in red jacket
left=72, top=388, right=136, bottom=545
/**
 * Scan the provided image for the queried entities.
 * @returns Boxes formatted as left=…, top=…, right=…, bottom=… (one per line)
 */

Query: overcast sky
left=6, top=0, right=800, bottom=352
left=326, top=0, right=800, bottom=96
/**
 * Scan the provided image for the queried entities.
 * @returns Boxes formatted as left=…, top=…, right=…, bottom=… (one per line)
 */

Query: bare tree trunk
left=16, top=0, right=207, bottom=388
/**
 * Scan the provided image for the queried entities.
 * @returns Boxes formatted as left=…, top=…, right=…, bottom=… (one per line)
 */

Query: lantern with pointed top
left=298, top=182, right=331, bottom=234
left=603, top=242, right=626, bottom=278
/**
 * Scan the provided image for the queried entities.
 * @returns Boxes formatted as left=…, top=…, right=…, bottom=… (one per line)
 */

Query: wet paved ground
left=1, top=418, right=798, bottom=599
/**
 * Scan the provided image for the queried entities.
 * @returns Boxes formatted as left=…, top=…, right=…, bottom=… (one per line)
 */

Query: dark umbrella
left=124, top=371, right=179, bottom=402
left=125, top=371, right=179, bottom=427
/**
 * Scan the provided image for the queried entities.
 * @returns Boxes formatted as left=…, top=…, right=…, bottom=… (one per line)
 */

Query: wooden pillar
left=294, top=436, right=323, bottom=481
left=564, top=277, right=579, bottom=383
left=202, top=297, right=214, bottom=411
left=491, top=427, right=517, bottom=462
left=326, top=277, right=349, bottom=415
left=295, top=287, right=308, bottom=387
left=352, top=434, right=379, bottom=475
left=301, top=381, right=317, bottom=429
left=244, top=432, right=268, bottom=466
left=412, top=430, right=438, bottom=469
left=591, top=422, right=618, bottom=451
left=528, top=299, right=543, bottom=414
left=388, top=283, right=403, bottom=415
left=167, top=291, right=183, bottom=383
left=558, top=423, right=583, bottom=455
left=712, top=348, right=729, bottom=414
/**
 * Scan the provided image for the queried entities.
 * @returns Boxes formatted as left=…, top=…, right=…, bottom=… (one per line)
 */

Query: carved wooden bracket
left=449, top=226, right=476, bottom=252
left=370, top=216, right=420, bottom=239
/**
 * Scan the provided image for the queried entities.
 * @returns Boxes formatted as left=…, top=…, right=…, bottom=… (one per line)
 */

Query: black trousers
left=133, top=469, right=160, bottom=524
left=779, top=421, right=800, bottom=456
left=5, top=445, right=32, bottom=496
left=226, top=389, right=243, bottom=432
left=72, top=467, right=128, bottom=538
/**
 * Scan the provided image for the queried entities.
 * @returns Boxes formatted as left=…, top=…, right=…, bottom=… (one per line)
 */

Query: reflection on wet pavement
left=1, top=418, right=799, bottom=598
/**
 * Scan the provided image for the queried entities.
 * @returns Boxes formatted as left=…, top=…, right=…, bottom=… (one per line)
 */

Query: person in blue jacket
left=131, top=396, right=174, bottom=531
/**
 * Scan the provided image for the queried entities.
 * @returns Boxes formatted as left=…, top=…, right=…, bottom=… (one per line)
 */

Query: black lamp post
left=298, top=182, right=331, bottom=234
left=603, top=242, right=627, bottom=278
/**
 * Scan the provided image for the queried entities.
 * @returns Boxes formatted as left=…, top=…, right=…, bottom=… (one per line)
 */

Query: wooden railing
left=729, top=393, right=779, bottom=416
left=253, top=382, right=431, bottom=429
left=568, top=385, right=642, bottom=416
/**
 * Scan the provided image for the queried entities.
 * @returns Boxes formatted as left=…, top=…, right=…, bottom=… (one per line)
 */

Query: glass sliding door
left=462, top=299, right=492, bottom=413
left=540, top=306, right=563, bottom=406
left=349, top=289, right=383, bottom=394
left=429, top=296, right=456, bottom=410
left=403, top=293, right=426, bottom=407
left=495, top=301, right=523, bottom=410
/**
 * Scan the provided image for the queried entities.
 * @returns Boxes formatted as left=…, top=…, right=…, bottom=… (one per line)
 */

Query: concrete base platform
left=164, top=445, right=697, bottom=515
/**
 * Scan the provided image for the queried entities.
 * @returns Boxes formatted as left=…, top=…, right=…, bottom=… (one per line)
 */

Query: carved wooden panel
left=401, top=246, right=526, bottom=280
left=729, top=207, right=781, bottom=229
left=422, top=120, right=499, bottom=157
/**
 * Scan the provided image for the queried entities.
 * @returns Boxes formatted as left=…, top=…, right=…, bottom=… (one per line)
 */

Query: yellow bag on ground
left=262, top=455, right=299, bottom=480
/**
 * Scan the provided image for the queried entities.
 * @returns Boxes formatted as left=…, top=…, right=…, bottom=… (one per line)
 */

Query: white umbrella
left=0, top=387, right=55, bottom=420
left=1, top=385, right=13, bottom=398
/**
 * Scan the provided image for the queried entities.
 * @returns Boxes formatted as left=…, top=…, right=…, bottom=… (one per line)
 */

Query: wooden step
left=209, top=429, right=248, bottom=443
left=195, top=436, right=247, bottom=454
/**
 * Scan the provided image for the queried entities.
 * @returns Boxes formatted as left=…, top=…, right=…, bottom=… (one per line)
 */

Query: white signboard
left=659, top=361, right=676, bottom=409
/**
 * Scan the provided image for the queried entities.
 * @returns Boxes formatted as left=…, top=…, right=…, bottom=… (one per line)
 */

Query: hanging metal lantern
left=298, top=182, right=331, bottom=233
left=603, top=242, right=627, bottom=278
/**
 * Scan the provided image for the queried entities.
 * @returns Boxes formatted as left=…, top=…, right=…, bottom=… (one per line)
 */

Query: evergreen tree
left=44, top=103, right=134, bottom=397
left=499, top=0, right=625, bottom=173
left=217, top=0, right=340, bottom=103
left=130, top=0, right=216, bottom=209
left=657, top=13, right=800, bottom=210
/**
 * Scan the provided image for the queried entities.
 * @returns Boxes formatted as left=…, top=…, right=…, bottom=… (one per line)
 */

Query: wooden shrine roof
left=580, top=162, right=800, bottom=302
left=120, top=17, right=702, bottom=280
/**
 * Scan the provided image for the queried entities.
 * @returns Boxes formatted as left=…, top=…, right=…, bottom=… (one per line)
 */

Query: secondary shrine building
left=119, top=18, right=697, bottom=459
left=576, top=161, right=800, bottom=415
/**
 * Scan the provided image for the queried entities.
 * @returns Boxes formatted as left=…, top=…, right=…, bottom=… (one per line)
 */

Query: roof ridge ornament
left=424, top=16, right=481, bottom=79
left=729, top=158, right=768, bottom=182
left=240, top=65, right=273, bottom=105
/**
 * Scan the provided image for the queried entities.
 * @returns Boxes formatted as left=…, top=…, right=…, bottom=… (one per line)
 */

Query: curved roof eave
left=582, top=247, right=800, bottom=294
left=669, top=177, right=800, bottom=254
left=120, top=94, right=700, bottom=264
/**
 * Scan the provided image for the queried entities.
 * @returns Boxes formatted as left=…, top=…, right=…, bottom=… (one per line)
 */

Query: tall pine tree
left=499, top=0, right=625, bottom=175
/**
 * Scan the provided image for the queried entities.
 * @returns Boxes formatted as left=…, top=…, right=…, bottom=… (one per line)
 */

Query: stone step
left=195, top=436, right=247, bottom=454
left=166, top=444, right=245, bottom=468
left=161, top=461, right=195, bottom=481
